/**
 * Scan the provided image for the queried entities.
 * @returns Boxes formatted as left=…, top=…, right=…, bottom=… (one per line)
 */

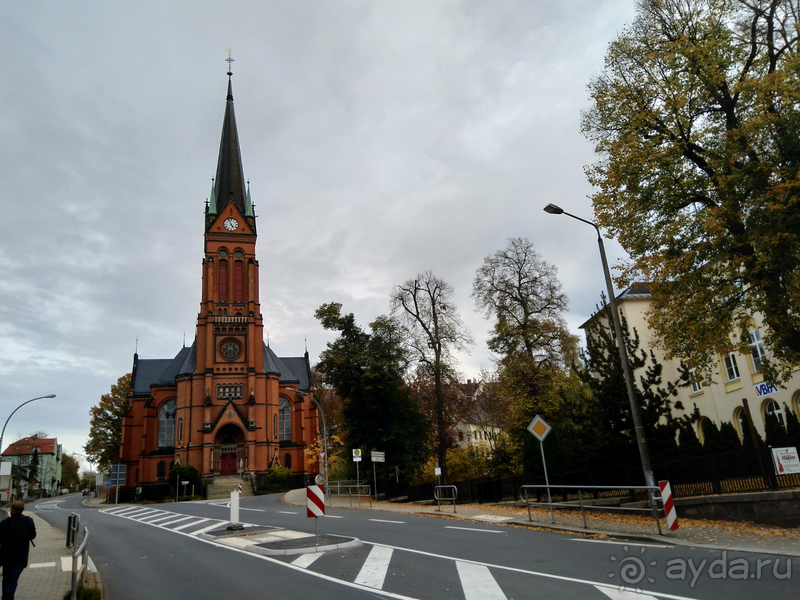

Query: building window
left=157, top=461, right=166, bottom=480
left=765, top=399, right=784, bottom=426
left=749, top=330, right=766, bottom=373
left=723, top=354, right=740, bottom=382
left=273, top=414, right=278, bottom=439
left=218, top=259, right=228, bottom=303
left=234, top=261, right=243, bottom=303
left=279, top=397, right=291, bottom=441
left=689, top=369, right=702, bottom=394
left=178, top=418, right=183, bottom=445
left=158, top=400, right=176, bottom=448
left=284, top=454, right=292, bottom=470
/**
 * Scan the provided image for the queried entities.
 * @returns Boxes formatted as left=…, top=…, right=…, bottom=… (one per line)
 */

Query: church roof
left=131, top=342, right=310, bottom=393
left=211, top=76, right=248, bottom=220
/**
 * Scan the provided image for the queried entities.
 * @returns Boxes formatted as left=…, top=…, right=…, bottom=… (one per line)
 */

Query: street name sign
left=371, top=451, right=385, bottom=462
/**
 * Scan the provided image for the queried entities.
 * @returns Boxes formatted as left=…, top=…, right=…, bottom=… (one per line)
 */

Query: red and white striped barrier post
left=659, top=480, right=679, bottom=531
left=238, top=482, right=242, bottom=496
left=307, top=484, right=325, bottom=544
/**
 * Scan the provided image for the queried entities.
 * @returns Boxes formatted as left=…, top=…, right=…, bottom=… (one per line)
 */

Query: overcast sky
left=1, top=0, right=639, bottom=470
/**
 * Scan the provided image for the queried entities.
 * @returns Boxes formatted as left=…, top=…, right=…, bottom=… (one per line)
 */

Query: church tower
left=119, top=68, right=319, bottom=499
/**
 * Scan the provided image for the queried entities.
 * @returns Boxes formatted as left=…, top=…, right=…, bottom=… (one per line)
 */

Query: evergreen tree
left=764, top=412, right=791, bottom=448
left=315, top=303, right=429, bottom=480
left=717, top=421, right=744, bottom=454
left=740, top=410, right=765, bottom=449
left=580, top=300, right=691, bottom=468
left=28, top=451, right=40, bottom=485
left=677, top=423, right=703, bottom=458
left=785, top=407, right=800, bottom=449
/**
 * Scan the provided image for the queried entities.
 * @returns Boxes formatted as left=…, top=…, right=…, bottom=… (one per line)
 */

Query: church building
left=119, top=71, right=320, bottom=499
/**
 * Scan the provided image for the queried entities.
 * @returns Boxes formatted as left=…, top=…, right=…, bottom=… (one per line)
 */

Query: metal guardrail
left=520, top=484, right=664, bottom=535
left=434, top=485, right=458, bottom=513
left=328, top=481, right=372, bottom=506
left=70, top=525, right=90, bottom=600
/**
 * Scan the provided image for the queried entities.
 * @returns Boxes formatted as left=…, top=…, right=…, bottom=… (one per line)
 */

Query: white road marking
left=322, top=514, right=343, bottom=518
left=173, top=518, right=210, bottom=531
left=292, top=553, right=323, bottom=568
left=29, top=562, right=57, bottom=569
left=354, top=545, right=393, bottom=589
left=572, top=539, right=674, bottom=548
left=444, top=526, right=503, bottom=534
left=596, top=585, right=659, bottom=600
left=456, top=561, right=507, bottom=600
left=190, top=521, right=228, bottom=536
left=158, top=515, right=194, bottom=527
left=141, top=514, right=177, bottom=524
left=369, top=519, right=405, bottom=524
left=279, top=511, right=298, bottom=514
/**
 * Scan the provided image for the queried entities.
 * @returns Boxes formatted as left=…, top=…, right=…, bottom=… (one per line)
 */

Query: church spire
left=211, top=54, right=247, bottom=222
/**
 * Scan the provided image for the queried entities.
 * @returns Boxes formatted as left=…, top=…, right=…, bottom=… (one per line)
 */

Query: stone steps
left=206, top=475, right=253, bottom=499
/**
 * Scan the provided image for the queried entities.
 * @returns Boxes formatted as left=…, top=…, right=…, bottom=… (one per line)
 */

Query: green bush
left=63, top=584, right=102, bottom=600
left=265, top=465, right=291, bottom=485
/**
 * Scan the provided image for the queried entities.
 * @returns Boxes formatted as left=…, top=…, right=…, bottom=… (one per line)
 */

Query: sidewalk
left=1, top=505, right=102, bottom=600
left=283, top=490, right=800, bottom=557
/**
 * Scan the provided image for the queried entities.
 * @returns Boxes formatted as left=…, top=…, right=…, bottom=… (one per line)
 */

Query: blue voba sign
left=754, top=381, right=779, bottom=397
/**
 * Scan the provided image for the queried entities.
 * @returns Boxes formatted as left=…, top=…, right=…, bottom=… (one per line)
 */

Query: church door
left=220, top=445, right=237, bottom=475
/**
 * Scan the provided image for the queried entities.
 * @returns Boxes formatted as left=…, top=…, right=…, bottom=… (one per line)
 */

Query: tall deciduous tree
left=84, top=373, right=131, bottom=473
left=583, top=0, right=800, bottom=384
left=61, top=454, right=81, bottom=489
left=315, top=303, right=428, bottom=479
left=391, top=272, right=473, bottom=483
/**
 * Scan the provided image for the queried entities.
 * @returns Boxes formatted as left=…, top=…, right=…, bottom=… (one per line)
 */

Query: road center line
left=444, top=526, right=503, bottom=534
left=279, top=511, right=298, bottom=514
left=369, top=519, right=406, bottom=524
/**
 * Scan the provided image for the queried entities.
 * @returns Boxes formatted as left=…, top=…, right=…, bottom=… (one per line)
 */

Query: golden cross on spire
left=226, top=49, right=234, bottom=75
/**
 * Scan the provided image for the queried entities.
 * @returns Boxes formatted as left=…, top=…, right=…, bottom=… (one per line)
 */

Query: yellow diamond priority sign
left=527, top=415, right=551, bottom=442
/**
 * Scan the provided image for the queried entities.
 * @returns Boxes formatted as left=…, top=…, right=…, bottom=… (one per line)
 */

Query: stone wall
left=674, top=490, right=800, bottom=528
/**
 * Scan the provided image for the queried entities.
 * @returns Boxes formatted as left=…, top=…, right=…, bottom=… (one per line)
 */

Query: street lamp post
left=293, top=389, right=329, bottom=501
left=0, top=394, right=57, bottom=460
left=543, top=203, right=656, bottom=489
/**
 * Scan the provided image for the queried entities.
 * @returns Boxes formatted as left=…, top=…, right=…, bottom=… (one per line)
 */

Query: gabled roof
left=2, top=436, right=59, bottom=457
left=579, top=282, right=653, bottom=330
left=131, top=343, right=195, bottom=396
left=263, top=344, right=311, bottom=391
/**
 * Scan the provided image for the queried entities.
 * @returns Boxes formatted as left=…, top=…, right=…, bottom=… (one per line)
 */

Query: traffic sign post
left=527, top=415, right=554, bottom=523
left=307, top=484, right=325, bottom=544
left=371, top=451, right=385, bottom=500
left=110, top=464, right=126, bottom=505
left=353, top=449, right=362, bottom=504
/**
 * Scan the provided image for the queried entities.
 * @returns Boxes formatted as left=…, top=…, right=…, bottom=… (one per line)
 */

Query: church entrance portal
left=220, top=446, right=238, bottom=475
left=215, top=425, right=244, bottom=475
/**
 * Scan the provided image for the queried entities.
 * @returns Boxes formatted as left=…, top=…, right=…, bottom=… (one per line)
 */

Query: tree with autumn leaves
left=583, top=0, right=800, bottom=385
left=84, top=373, right=131, bottom=473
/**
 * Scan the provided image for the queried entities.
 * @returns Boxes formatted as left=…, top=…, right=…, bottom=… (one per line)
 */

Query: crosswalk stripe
left=173, top=518, right=209, bottom=531
left=291, top=553, right=323, bottom=568
left=456, top=561, right=506, bottom=600
left=354, top=545, right=393, bottom=589
left=159, top=515, right=194, bottom=527
left=141, top=514, right=175, bottom=523
left=595, top=585, right=659, bottom=600
left=191, top=521, right=227, bottom=536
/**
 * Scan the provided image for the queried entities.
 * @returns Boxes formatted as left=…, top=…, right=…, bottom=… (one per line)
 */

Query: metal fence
left=403, top=447, right=800, bottom=504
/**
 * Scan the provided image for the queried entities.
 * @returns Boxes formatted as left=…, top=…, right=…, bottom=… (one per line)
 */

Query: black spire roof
left=212, top=75, right=247, bottom=218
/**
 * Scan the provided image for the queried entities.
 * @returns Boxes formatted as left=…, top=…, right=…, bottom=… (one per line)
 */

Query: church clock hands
left=223, top=217, right=239, bottom=231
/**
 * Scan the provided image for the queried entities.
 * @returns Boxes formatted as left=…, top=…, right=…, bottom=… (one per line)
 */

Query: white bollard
left=230, top=490, right=239, bottom=526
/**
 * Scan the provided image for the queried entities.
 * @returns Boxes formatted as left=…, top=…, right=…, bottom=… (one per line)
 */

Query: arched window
left=158, top=400, right=176, bottom=448
left=157, top=461, right=166, bottom=480
left=765, top=399, right=784, bottom=426
left=218, top=259, right=228, bottom=303
left=279, top=397, right=291, bottom=441
left=178, top=418, right=183, bottom=445
left=234, top=261, right=243, bottom=303
left=734, top=407, right=746, bottom=440
left=273, top=414, right=278, bottom=439
left=284, top=454, right=292, bottom=470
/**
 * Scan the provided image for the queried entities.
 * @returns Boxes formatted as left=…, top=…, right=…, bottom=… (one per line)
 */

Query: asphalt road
left=32, top=494, right=794, bottom=600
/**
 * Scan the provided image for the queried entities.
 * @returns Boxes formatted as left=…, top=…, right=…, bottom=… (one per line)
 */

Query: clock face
left=223, top=218, right=239, bottom=231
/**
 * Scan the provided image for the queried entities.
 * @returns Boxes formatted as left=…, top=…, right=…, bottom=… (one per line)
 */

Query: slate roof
left=131, top=341, right=310, bottom=394
left=211, top=77, right=248, bottom=220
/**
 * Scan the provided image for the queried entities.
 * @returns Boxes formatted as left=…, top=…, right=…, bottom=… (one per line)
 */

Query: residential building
left=581, top=283, right=800, bottom=443
left=1, top=435, right=62, bottom=496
